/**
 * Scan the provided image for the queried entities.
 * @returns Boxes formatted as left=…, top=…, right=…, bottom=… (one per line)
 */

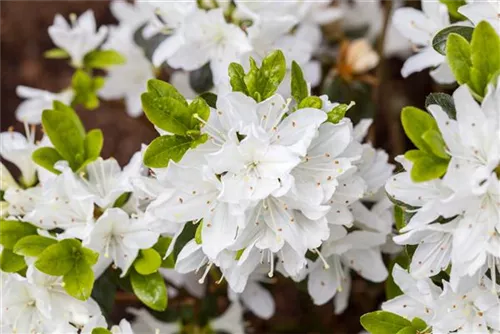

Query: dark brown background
left=0, top=1, right=440, bottom=333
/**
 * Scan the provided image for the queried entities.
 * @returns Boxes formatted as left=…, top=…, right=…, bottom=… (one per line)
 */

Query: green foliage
left=34, top=239, right=98, bottom=300
left=12, top=235, right=57, bottom=257
left=291, top=61, right=308, bottom=104
left=63, top=259, right=95, bottom=300
left=326, top=102, right=355, bottom=124
left=34, top=102, right=102, bottom=173
left=385, top=252, right=409, bottom=300
left=113, top=192, right=131, bottom=208
left=92, top=328, right=112, bottom=334
left=298, top=96, right=322, bottom=109
left=153, top=236, right=175, bottom=268
left=141, top=80, right=210, bottom=168
left=360, top=311, right=412, bottom=334
left=83, top=50, right=126, bottom=69
left=195, top=221, right=203, bottom=245
left=425, top=93, right=456, bottom=119
left=0, top=220, right=37, bottom=249
left=71, top=69, right=105, bottom=109
left=134, top=249, right=162, bottom=275
left=401, top=107, right=449, bottom=182
left=432, top=26, right=473, bottom=55
left=447, top=21, right=500, bottom=99
left=199, top=92, right=217, bottom=108
left=44, top=48, right=70, bottom=59
left=228, top=50, right=286, bottom=102
left=0, top=249, right=26, bottom=272
left=130, top=269, right=168, bottom=311
left=439, top=0, right=467, bottom=20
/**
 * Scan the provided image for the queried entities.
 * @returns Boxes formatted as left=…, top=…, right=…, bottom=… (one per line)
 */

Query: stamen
left=314, top=248, right=330, bottom=269
left=268, top=254, right=275, bottom=278
left=198, top=261, right=213, bottom=284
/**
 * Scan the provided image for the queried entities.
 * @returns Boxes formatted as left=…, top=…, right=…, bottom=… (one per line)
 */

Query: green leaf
left=410, top=153, right=449, bottom=182
left=0, top=249, right=26, bottom=272
left=189, top=97, right=210, bottom=128
left=446, top=33, right=472, bottom=85
left=396, top=326, right=417, bottom=334
left=360, top=311, right=412, bottom=334
left=41, top=104, right=86, bottom=170
left=143, top=135, right=194, bottom=168
left=298, top=96, right=322, bottom=109
left=258, top=50, right=287, bottom=100
left=92, top=270, right=117, bottom=319
left=146, top=79, right=186, bottom=103
left=134, top=249, right=162, bottom=275
left=35, top=239, right=81, bottom=276
left=432, top=26, right=473, bottom=55
left=199, top=92, right=218, bottom=108
left=71, top=70, right=103, bottom=110
left=470, top=21, right=500, bottom=96
left=244, top=58, right=260, bottom=101
left=153, top=237, right=175, bottom=268
left=411, top=317, right=428, bottom=331
left=425, top=93, right=456, bottom=119
left=83, top=49, right=126, bottom=69
left=394, top=205, right=405, bottom=232
left=439, top=0, right=467, bottom=20
left=0, top=220, right=37, bottom=249
left=130, top=270, right=168, bottom=311
left=32, top=147, right=64, bottom=174
left=92, top=328, right=112, bottom=334
left=141, top=95, right=193, bottom=135
left=326, top=102, right=355, bottom=123
left=12, top=235, right=57, bottom=257
left=112, top=192, right=131, bottom=208
left=228, top=63, right=248, bottom=94
left=400, top=107, right=438, bottom=153
left=422, top=129, right=449, bottom=159
left=195, top=221, right=203, bottom=245
left=84, top=129, right=104, bottom=161
left=63, top=259, right=94, bottom=300
left=44, top=48, right=70, bottom=59
left=291, top=61, right=308, bottom=103
left=82, top=247, right=99, bottom=266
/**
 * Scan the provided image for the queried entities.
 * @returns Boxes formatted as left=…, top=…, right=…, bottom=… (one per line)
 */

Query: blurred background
left=0, top=1, right=450, bottom=333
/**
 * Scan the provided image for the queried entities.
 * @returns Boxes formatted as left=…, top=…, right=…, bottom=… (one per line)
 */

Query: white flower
left=137, top=0, right=196, bottom=39
left=0, top=127, right=38, bottom=187
left=84, top=208, right=159, bottom=275
left=15, top=85, right=73, bottom=124
left=110, top=0, right=154, bottom=32
left=393, top=1, right=455, bottom=83
left=307, top=226, right=388, bottom=313
left=153, top=8, right=252, bottom=84
left=110, top=319, right=134, bottom=334
left=48, top=10, right=108, bottom=67
left=383, top=265, right=500, bottom=333
left=459, top=0, right=500, bottom=34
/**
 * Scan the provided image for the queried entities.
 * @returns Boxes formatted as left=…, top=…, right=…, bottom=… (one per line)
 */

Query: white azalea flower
left=459, top=0, right=500, bottom=34
left=48, top=10, right=108, bottom=67
left=0, top=127, right=38, bottom=187
left=392, top=1, right=455, bottom=83
left=153, top=8, right=252, bottom=84
left=15, top=85, right=73, bottom=124
left=307, top=226, right=388, bottom=313
left=84, top=208, right=159, bottom=275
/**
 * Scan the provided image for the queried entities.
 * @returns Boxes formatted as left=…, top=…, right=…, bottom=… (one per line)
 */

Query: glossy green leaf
left=92, top=328, right=112, bottom=334
left=63, top=259, right=94, bottom=300
left=153, top=237, right=175, bottom=268
left=83, top=49, right=126, bottom=69
left=298, top=96, right=322, bottom=109
left=112, top=192, right=131, bottom=208
left=470, top=21, right=500, bottom=96
left=71, top=70, right=103, bottom=110
left=291, top=60, right=308, bottom=103
left=32, top=147, right=63, bottom=174
left=146, top=79, right=186, bottom=103
left=396, top=326, right=417, bottom=334
left=0, top=220, right=37, bottom=249
left=0, top=249, right=26, bottom=272
left=258, top=50, right=287, bottom=100
left=228, top=63, right=248, bottom=94
left=35, top=239, right=81, bottom=276
left=189, top=97, right=210, bottom=128
left=82, top=247, right=99, bottom=266
left=422, top=129, right=449, bottom=159
left=12, top=235, right=57, bottom=257
left=41, top=103, right=86, bottom=170
left=446, top=33, right=472, bottom=85
left=130, top=270, right=168, bottom=311
left=195, top=221, right=203, bottom=245
left=44, top=48, right=70, bottom=59
left=432, top=26, right=473, bottom=55
left=360, top=311, right=411, bottom=334
left=394, top=205, right=405, bottom=232
left=410, top=153, right=449, bottom=182
left=425, top=93, right=456, bottom=119
left=411, top=317, right=428, bottom=331
left=439, top=0, right=467, bottom=20
left=134, top=249, right=162, bottom=275
left=326, top=102, right=355, bottom=124
left=84, top=129, right=104, bottom=161
left=141, top=95, right=193, bottom=135
left=400, top=107, right=438, bottom=153
left=143, top=135, right=194, bottom=168
left=199, top=92, right=217, bottom=108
